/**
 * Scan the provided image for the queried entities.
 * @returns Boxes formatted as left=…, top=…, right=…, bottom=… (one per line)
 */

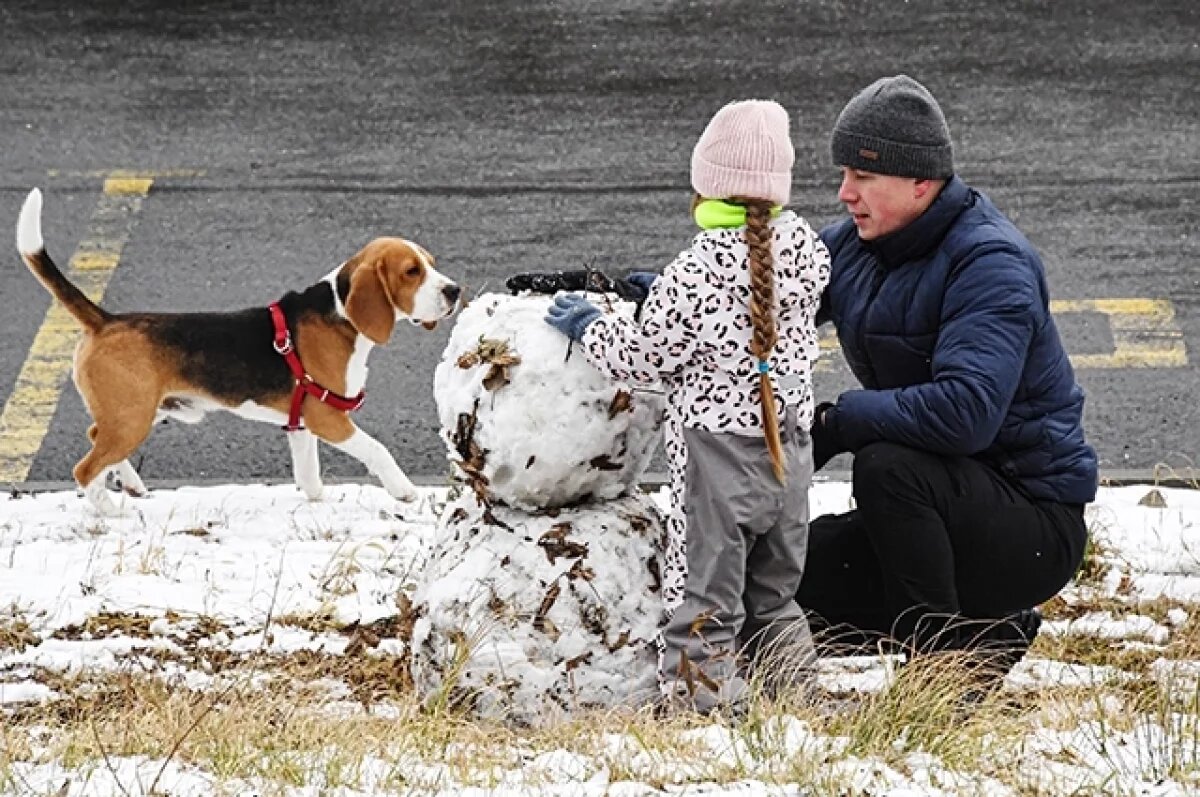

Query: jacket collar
left=866, top=175, right=970, bottom=269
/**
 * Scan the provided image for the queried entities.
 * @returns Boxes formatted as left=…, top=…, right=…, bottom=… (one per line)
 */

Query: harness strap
left=268, top=302, right=365, bottom=432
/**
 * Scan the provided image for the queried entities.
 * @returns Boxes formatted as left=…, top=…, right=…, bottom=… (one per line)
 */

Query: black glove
left=811, top=401, right=848, bottom=472
left=506, top=269, right=652, bottom=303
left=506, top=270, right=610, bottom=295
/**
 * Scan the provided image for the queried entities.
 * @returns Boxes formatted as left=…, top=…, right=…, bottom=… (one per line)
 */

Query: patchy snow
left=1042, top=611, right=1172, bottom=644
left=1, top=480, right=1199, bottom=795
left=1086, top=486, right=1200, bottom=599
left=0, top=679, right=56, bottom=705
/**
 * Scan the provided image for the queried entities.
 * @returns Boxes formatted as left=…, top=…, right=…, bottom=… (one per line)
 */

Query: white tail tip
left=16, top=188, right=44, bottom=255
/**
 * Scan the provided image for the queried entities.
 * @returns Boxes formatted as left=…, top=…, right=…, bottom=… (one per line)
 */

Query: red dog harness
left=268, top=302, right=365, bottom=432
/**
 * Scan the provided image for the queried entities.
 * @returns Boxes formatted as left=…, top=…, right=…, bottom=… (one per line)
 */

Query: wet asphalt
left=0, top=0, right=1197, bottom=485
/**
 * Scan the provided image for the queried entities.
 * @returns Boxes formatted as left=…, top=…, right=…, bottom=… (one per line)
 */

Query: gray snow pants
left=661, top=413, right=817, bottom=712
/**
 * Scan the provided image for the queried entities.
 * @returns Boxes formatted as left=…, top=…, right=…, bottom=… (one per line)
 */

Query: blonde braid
left=743, top=199, right=786, bottom=484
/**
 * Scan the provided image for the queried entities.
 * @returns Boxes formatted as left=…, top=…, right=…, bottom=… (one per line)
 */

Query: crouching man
left=799, top=75, right=1097, bottom=684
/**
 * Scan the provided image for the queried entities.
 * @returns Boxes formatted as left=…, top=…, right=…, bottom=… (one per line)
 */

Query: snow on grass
left=0, top=480, right=1198, bottom=795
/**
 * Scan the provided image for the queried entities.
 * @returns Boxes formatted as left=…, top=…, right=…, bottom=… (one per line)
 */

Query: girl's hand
left=545, top=294, right=602, bottom=341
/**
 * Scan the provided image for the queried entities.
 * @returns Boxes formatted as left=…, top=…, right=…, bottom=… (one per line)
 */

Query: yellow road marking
left=815, top=298, right=1189, bottom=372
left=0, top=176, right=155, bottom=484
left=1052, top=298, right=1188, bottom=369
left=103, top=176, right=154, bottom=196
left=71, top=251, right=121, bottom=271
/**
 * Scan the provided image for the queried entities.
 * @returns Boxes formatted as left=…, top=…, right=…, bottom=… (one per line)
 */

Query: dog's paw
left=86, top=487, right=129, bottom=517
left=108, top=461, right=148, bottom=497
left=297, top=481, right=325, bottom=501
left=386, top=480, right=420, bottom=503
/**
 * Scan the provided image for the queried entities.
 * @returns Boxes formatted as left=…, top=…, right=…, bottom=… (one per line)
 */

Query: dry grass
left=0, top=608, right=37, bottom=654
left=3, top=668, right=474, bottom=790
left=2, top=643, right=1198, bottom=795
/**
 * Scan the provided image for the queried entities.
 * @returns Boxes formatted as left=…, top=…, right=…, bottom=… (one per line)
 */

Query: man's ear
left=913, top=177, right=945, bottom=201
left=344, top=259, right=396, bottom=344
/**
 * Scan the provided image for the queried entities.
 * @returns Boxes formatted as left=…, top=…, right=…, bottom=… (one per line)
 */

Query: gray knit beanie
left=831, top=75, right=954, bottom=179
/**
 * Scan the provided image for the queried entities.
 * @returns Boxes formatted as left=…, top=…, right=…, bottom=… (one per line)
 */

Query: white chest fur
left=344, top=335, right=373, bottom=396
left=323, top=266, right=374, bottom=398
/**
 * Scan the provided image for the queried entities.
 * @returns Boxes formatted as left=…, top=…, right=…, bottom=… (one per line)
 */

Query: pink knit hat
left=691, top=100, right=794, bottom=206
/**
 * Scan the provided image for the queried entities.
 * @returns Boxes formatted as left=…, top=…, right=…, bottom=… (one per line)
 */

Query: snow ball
left=408, top=490, right=664, bottom=724
left=433, top=292, right=664, bottom=510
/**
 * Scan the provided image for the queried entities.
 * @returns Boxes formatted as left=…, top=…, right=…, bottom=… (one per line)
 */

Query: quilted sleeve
left=833, top=243, right=1041, bottom=455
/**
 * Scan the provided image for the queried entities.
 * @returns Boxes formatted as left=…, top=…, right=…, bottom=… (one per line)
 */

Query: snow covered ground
left=1, top=479, right=1198, bottom=796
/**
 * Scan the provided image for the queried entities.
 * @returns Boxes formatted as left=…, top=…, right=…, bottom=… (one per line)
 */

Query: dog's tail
left=16, top=188, right=111, bottom=333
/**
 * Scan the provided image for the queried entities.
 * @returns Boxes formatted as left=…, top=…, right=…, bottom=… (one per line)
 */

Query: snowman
left=408, top=286, right=667, bottom=724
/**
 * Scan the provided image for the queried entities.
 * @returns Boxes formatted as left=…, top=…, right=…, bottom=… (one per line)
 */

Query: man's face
left=836, top=168, right=932, bottom=241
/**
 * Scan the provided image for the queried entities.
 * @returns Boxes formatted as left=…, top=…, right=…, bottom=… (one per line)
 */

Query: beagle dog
left=15, top=188, right=459, bottom=515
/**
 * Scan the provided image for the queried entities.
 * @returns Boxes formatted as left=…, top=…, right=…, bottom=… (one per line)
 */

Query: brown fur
left=343, top=237, right=429, bottom=344
left=70, top=327, right=170, bottom=490
left=292, top=315, right=361, bottom=444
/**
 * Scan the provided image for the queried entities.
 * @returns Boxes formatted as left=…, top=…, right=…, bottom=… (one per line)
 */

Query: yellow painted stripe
left=103, top=177, right=154, bottom=196
left=1052, top=298, right=1188, bottom=369
left=0, top=176, right=155, bottom=484
left=71, top=251, right=121, bottom=271
left=814, top=298, right=1189, bottom=372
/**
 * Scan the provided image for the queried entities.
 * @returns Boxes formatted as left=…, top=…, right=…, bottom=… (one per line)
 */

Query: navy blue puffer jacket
left=818, top=176, right=1098, bottom=504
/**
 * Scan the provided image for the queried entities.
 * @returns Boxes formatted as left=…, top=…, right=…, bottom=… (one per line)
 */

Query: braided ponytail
left=743, top=199, right=786, bottom=484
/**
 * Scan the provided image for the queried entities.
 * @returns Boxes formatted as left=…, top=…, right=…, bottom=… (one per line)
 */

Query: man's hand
left=545, top=294, right=603, bottom=341
left=811, top=401, right=848, bottom=472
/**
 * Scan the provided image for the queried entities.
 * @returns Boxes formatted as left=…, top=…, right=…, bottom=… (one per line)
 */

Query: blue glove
left=545, top=293, right=603, bottom=341
left=623, top=271, right=659, bottom=301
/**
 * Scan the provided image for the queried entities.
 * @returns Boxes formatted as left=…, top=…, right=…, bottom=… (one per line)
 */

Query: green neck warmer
left=693, top=199, right=782, bottom=230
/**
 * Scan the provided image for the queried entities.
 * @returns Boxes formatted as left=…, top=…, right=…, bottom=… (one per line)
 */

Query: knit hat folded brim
left=831, top=130, right=953, bottom=179
left=690, top=157, right=793, bottom=207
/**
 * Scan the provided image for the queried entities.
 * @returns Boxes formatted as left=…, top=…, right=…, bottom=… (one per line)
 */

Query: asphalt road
left=0, top=0, right=1197, bottom=488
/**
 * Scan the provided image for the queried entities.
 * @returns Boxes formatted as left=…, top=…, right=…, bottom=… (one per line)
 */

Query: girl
left=545, top=99, right=831, bottom=712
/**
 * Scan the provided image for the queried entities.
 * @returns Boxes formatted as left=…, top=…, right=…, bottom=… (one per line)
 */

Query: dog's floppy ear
left=344, top=255, right=396, bottom=345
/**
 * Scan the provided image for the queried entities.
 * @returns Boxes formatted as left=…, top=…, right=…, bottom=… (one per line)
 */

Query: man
left=799, top=75, right=1096, bottom=674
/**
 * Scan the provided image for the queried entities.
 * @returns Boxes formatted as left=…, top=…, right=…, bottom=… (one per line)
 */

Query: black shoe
left=908, top=608, right=1040, bottom=659
left=903, top=608, right=1042, bottom=704
left=980, top=607, right=1042, bottom=677
left=960, top=608, right=1042, bottom=705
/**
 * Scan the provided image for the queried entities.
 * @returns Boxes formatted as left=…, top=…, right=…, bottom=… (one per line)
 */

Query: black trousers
left=797, top=442, right=1089, bottom=649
